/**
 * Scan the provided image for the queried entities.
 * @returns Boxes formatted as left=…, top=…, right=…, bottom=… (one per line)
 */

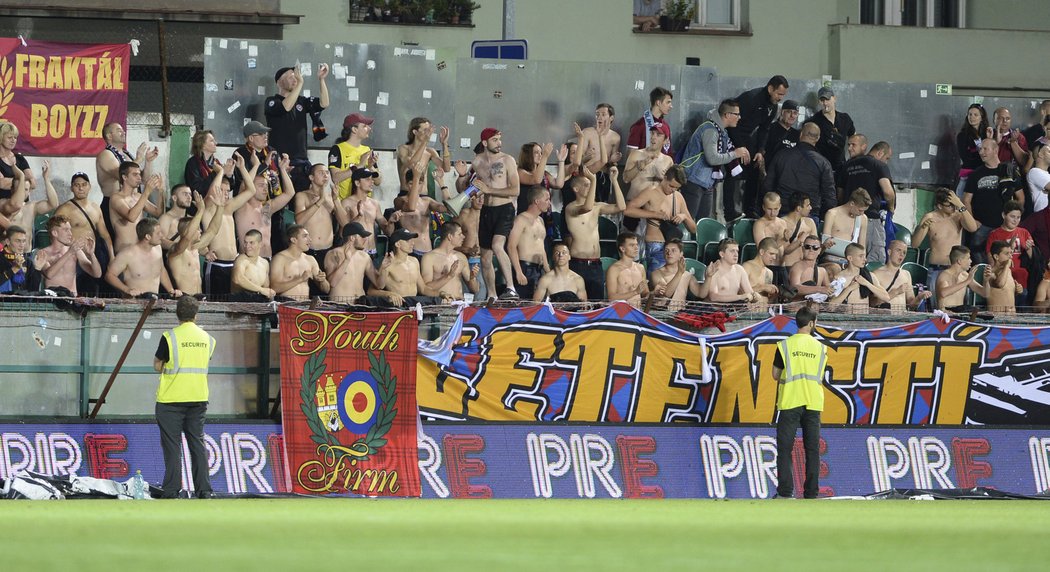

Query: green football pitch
left=1, top=499, right=1046, bottom=571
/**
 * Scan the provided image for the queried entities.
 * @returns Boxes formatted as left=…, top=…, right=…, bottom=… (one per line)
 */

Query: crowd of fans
left=1, top=65, right=1049, bottom=315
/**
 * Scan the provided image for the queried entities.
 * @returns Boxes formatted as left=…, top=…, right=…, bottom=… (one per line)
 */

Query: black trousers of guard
left=156, top=401, right=212, bottom=497
left=776, top=406, right=821, bottom=499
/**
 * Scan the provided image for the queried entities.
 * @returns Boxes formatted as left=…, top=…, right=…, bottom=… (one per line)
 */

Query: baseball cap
left=71, top=172, right=90, bottom=184
left=343, top=113, right=375, bottom=129
left=351, top=168, right=380, bottom=181
left=817, top=87, right=834, bottom=100
left=782, top=99, right=800, bottom=111
left=388, top=228, right=419, bottom=248
left=341, top=221, right=372, bottom=239
left=480, top=127, right=500, bottom=142
left=274, top=67, right=294, bottom=83
left=243, top=120, right=271, bottom=137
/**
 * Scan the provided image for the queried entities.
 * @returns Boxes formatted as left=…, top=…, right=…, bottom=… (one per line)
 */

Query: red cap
left=343, top=113, right=375, bottom=129
left=480, top=127, right=500, bottom=142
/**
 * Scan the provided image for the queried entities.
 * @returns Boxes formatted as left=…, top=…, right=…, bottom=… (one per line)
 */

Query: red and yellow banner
left=0, top=39, right=129, bottom=156
left=278, top=306, right=421, bottom=497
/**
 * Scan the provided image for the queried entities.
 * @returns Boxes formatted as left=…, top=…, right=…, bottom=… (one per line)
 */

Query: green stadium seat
left=741, top=243, right=758, bottom=263
left=729, top=217, right=756, bottom=246
left=694, top=218, right=726, bottom=258
left=893, top=222, right=912, bottom=246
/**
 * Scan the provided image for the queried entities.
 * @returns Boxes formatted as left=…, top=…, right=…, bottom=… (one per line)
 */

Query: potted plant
left=454, top=0, right=481, bottom=24
left=659, top=0, right=696, bottom=32
left=350, top=0, right=372, bottom=21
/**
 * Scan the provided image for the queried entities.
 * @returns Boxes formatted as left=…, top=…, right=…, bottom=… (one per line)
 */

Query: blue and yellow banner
left=418, top=304, right=1050, bottom=426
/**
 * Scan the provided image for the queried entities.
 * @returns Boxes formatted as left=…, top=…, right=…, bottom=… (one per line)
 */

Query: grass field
left=1, top=499, right=1046, bottom=571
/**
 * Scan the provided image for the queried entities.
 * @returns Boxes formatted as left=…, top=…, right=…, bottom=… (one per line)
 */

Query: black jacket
left=727, top=86, right=778, bottom=154
left=762, top=142, right=837, bottom=217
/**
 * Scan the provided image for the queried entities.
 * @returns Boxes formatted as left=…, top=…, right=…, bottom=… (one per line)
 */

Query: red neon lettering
left=443, top=434, right=491, bottom=498
left=951, top=437, right=993, bottom=489
left=616, top=435, right=664, bottom=499
left=84, top=433, right=128, bottom=479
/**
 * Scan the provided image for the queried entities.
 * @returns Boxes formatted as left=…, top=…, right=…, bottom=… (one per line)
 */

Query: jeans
left=645, top=241, right=666, bottom=275
left=776, top=406, right=821, bottom=498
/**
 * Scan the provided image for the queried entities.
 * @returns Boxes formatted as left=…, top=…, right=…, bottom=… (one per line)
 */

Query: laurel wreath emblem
left=298, top=349, right=398, bottom=462
left=0, top=57, right=12, bottom=119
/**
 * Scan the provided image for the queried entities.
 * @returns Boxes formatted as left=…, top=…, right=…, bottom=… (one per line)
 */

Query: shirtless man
left=752, top=192, right=791, bottom=284
left=650, top=239, right=708, bottom=310
left=56, top=172, right=114, bottom=296
left=508, top=187, right=552, bottom=301
left=822, top=188, right=871, bottom=261
left=472, top=128, right=520, bottom=299
left=294, top=163, right=348, bottom=268
left=342, top=168, right=399, bottom=255
left=741, top=237, right=780, bottom=304
left=788, top=235, right=834, bottom=300
left=110, top=162, right=164, bottom=253
left=270, top=224, right=330, bottom=301
left=396, top=117, right=451, bottom=194
left=203, top=155, right=258, bottom=296
left=395, top=163, right=446, bottom=254
left=623, top=126, right=672, bottom=201
left=533, top=242, right=588, bottom=303
left=325, top=222, right=390, bottom=302
left=606, top=232, right=649, bottom=306
left=370, top=228, right=451, bottom=305
left=873, top=240, right=933, bottom=311
left=828, top=242, right=890, bottom=308
left=564, top=166, right=626, bottom=300
left=95, top=124, right=158, bottom=237
left=705, top=239, right=759, bottom=304
left=935, top=246, right=985, bottom=311
left=574, top=103, right=623, bottom=203
left=231, top=229, right=275, bottom=301
left=779, top=192, right=818, bottom=268
left=105, top=218, right=180, bottom=298
left=33, top=215, right=101, bottom=296
left=167, top=191, right=224, bottom=296
left=3, top=161, right=59, bottom=251
left=235, top=152, right=296, bottom=258
left=157, top=184, right=193, bottom=251
left=453, top=186, right=485, bottom=260
left=912, top=188, right=980, bottom=291
left=624, top=164, right=696, bottom=274
left=421, top=221, right=480, bottom=301
left=985, top=240, right=1023, bottom=314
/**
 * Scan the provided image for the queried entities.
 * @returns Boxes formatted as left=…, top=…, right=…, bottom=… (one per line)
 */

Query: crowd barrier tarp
left=416, top=304, right=1050, bottom=426
left=0, top=39, right=129, bottom=155
left=2, top=423, right=1049, bottom=499
left=277, top=307, right=421, bottom=497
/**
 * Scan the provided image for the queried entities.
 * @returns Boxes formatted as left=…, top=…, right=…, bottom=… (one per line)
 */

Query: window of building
left=860, top=0, right=966, bottom=28
left=633, top=0, right=745, bottom=33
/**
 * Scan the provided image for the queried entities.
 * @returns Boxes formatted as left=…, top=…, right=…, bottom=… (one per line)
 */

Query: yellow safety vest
left=157, top=321, right=216, bottom=403
left=776, top=333, right=827, bottom=411
left=331, top=141, right=371, bottom=200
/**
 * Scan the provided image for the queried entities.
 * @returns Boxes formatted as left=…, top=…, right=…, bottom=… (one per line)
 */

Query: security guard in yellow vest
left=771, top=305, right=828, bottom=499
left=152, top=296, right=216, bottom=498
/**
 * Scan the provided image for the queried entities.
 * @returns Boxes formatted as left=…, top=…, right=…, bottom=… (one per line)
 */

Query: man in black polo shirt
left=838, top=141, right=895, bottom=263
left=265, top=64, right=331, bottom=187
left=804, top=87, right=855, bottom=175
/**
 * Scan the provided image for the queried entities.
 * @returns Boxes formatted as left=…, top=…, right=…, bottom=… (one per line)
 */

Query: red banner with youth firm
left=0, top=39, right=129, bottom=155
left=278, top=306, right=421, bottom=497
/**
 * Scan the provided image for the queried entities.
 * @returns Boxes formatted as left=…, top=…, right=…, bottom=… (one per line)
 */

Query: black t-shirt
left=764, top=123, right=799, bottom=164
left=155, top=336, right=170, bottom=363
left=264, top=94, right=323, bottom=161
left=838, top=155, right=892, bottom=218
left=964, top=163, right=1020, bottom=228
left=804, top=111, right=855, bottom=172
left=0, top=153, right=31, bottom=199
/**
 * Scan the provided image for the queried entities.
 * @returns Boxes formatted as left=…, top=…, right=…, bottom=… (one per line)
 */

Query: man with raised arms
left=168, top=191, right=225, bottom=296
left=110, top=162, right=164, bottom=253
left=564, top=165, right=626, bottom=301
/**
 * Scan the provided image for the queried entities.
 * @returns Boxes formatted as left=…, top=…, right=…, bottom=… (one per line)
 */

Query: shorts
left=569, top=258, right=604, bottom=301
left=205, top=259, right=235, bottom=297
left=479, top=203, right=515, bottom=249
left=645, top=241, right=665, bottom=275
left=517, top=261, right=545, bottom=301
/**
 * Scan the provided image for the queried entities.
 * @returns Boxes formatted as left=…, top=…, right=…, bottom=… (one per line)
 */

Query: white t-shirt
left=1028, top=167, right=1050, bottom=213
